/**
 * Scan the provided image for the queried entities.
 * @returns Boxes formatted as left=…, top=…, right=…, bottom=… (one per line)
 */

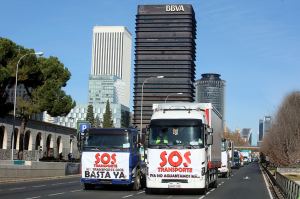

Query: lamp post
left=140, top=76, right=164, bottom=137
left=11, top=52, right=43, bottom=160
left=164, top=92, right=183, bottom=103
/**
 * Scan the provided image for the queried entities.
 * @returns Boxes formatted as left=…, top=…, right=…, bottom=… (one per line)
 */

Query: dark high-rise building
left=133, top=4, right=197, bottom=130
left=195, top=73, right=225, bottom=118
left=259, top=119, right=263, bottom=141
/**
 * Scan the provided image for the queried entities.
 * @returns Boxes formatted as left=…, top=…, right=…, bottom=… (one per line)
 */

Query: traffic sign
left=77, top=120, right=91, bottom=135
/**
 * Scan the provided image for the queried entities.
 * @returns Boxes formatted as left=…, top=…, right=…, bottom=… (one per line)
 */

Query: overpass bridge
left=234, top=146, right=260, bottom=152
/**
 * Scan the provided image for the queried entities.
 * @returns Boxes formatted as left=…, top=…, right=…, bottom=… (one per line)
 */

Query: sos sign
left=94, top=153, right=116, bottom=166
left=159, top=151, right=191, bottom=167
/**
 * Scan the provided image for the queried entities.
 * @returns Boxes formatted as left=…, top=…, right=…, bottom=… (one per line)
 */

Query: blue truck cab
left=79, top=128, right=142, bottom=190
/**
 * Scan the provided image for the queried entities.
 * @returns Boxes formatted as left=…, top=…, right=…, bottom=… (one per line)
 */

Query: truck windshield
left=83, top=132, right=130, bottom=150
left=221, top=141, right=227, bottom=152
left=149, top=119, right=204, bottom=148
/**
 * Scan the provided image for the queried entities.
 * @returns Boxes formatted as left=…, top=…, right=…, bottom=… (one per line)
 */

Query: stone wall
left=0, top=161, right=80, bottom=182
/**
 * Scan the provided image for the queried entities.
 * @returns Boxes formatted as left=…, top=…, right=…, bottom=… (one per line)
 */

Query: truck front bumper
left=146, top=176, right=205, bottom=189
left=81, top=178, right=132, bottom=185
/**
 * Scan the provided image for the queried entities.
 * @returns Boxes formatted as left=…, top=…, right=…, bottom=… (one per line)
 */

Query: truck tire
left=225, top=171, right=229, bottom=178
left=198, top=175, right=209, bottom=195
left=211, top=180, right=218, bottom=188
left=131, top=169, right=141, bottom=191
left=83, top=183, right=95, bottom=190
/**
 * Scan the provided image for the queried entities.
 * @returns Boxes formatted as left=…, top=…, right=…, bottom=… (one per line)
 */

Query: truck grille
left=161, top=179, right=188, bottom=183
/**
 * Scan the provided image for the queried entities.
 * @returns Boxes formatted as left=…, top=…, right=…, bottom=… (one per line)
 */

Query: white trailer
left=145, top=103, right=222, bottom=194
left=218, top=139, right=232, bottom=177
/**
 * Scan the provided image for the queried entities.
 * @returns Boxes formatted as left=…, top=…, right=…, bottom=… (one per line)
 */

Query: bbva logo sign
left=166, top=5, right=185, bottom=12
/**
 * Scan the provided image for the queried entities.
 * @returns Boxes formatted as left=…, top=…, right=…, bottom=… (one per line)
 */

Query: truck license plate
left=168, top=183, right=181, bottom=188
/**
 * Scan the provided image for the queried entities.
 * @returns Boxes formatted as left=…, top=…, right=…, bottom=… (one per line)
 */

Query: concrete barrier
left=0, top=161, right=80, bottom=182
left=277, top=168, right=300, bottom=174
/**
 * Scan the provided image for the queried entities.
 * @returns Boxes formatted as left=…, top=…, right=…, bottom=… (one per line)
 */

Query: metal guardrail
left=261, top=163, right=300, bottom=199
left=276, top=172, right=300, bottom=199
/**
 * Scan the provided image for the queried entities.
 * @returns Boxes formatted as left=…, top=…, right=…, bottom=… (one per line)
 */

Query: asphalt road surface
left=0, top=162, right=271, bottom=199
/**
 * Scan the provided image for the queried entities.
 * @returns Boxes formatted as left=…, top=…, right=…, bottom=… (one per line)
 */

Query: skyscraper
left=240, top=128, right=252, bottom=145
left=133, top=4, right=197, bottom=130
left=195, top=73, right=225, bottom=118
left=53, top=26, right=132, bottom=128
left=91, top=26, right=131, bottom=107
left=263, top=116, right=272, bottom=138
left=259, top=119, right=264, bottom=141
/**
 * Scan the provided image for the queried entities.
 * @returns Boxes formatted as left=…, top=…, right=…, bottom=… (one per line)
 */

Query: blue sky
left=1, top=0, right=300, bottom=145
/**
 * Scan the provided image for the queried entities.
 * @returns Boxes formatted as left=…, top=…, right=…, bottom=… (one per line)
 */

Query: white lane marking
left=48, top=192, right=65, bottom=196
left=260, top=165, right=274, bottom=199
left=221, top=181, right=224, bottom=185
left=122, top=194, right=133, bottom=198
left=51, top=182, right=65, bottom=186
left=9, top=187, right=26, bottom=191
left=32, top=185, right=46, bottom=188
left=25, top=196, right=41, bottom=199
left=206, top=191, right=211, bottom=195
left=211, top=188, right=215, bottom=192
left=137, top=191, right=145, bottom=194
left=218, top=183, right=221, bottom=186
left=70, top=189, right=81, bottom=193
left=198, top=196, right=205, bottom=199
left=67, top=181, right=78, bottom=184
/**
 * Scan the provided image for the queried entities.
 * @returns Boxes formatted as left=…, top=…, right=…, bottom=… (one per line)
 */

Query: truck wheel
left=211, top=180, right=218, bottom=188
left=199, top=176, right=209, bottom=195
left=131, top=169, right=141, bottom=191
left=83, top=183, right=94, bottom=190
left=226, top=171, right=229, bottom=178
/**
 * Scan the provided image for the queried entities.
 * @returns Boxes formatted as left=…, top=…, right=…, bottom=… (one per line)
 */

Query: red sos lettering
left=95, top=153, right=116, bottom=165
left=159, top=151, right=191, bottom=167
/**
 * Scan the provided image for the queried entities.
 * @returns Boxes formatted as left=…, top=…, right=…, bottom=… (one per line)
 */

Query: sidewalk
left=0, top=174, right=80, bottom=184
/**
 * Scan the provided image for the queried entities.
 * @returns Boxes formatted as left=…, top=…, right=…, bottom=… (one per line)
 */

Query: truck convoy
left=78, top=128, right=142, bottom=190
left=144, top=102, right=223, bottom=193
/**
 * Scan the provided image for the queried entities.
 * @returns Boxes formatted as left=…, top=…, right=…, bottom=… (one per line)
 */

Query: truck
left=232, top=150, right=241, bottom=168
left=218, top=138, right=232, bottom=178
left=144, top=102, right=222, bottom=194
left=78, top=128, right=142, bottom=190
left=228, top=141, right=234, bottom=168
left=240, top=149, right=251, bottom=164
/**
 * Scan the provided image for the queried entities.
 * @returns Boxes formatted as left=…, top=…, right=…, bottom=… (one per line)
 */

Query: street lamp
left=140, top=76, right=164, bottom=137
left=164, top=92, right=183, bottom=103
left=11, top=52, right=44, bottom=160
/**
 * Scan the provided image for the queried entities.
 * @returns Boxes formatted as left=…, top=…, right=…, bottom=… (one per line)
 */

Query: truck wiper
left=182, top=144, right=198, bottom=149
left=88, top=147, right=102, bottom=151
left=155, top=143, right=172, bottom=148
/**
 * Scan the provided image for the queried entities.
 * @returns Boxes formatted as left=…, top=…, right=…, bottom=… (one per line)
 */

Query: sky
left=1, top=0, right=300, bottom=145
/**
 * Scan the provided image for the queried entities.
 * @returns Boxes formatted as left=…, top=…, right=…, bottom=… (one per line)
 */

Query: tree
left=86, top=104, right=95, bottom=127
left=224, top=128, right=248, bottom=146
left=261, top=91, right=300, bottom=167
left=102, top=100, right=114, bottom=128
left=94, top=115, right=101, bottom=128
left=0, top=37, right=76, bottom=156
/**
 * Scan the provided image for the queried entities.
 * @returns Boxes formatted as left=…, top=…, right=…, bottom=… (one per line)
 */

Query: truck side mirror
left=144, top=126, right=150, bottom=148
left=207, top=127, right=213, bottom=134
left=207, top=134, right=213, bottom=145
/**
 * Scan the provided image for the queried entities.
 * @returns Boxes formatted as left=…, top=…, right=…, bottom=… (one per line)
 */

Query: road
left=0, top=162, right=271, bottom=199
